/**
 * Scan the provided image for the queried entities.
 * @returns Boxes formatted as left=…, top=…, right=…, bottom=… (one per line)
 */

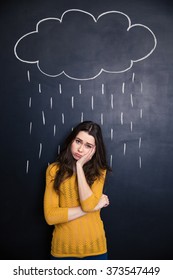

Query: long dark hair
left=53, top=121, right=110, bottom=193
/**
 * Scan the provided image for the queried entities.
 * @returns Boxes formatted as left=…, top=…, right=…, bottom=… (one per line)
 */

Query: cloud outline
left=14, top=9, right=157, bottom=80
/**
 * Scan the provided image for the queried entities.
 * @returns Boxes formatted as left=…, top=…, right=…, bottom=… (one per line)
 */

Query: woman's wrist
left=76, top=161, right=83, bottom=168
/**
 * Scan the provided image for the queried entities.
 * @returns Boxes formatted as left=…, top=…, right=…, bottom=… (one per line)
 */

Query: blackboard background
left=1, top=0, right=173, bottom=260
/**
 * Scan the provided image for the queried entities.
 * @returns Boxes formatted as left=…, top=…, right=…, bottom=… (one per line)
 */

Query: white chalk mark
left=81, top=112, right=84, bottom=122
left=29, top=122, right=32, bottom=134
left=130, top=121, right=133, bottom=132
left=58, top=145, right=61, bottom=155
left=139, top=156, right=142, bottom=168
left=26, top=160, right=29, bottom=174
left=42, top=111, right=45, bottom=125
left=140, top=82, right=143, bottom=93
left=111, top=94, right=114, bottom=109
left=140, top=108, right=143, bottom=119
left=72, top=96, right=74, bottom=109
left=59, top=84, right=62, bottom=94
left=101, top=113, right=104, bottom=125
left=79, top=84, right=82, bottom=94
left=121, top=112, right=124, bottom=125
left=29, top=97, right=32, bottom=108
left=50, top=97, right=53, bottom=109
left=39, top=83, right=41, bottom=93
left=27, top=70, right=30, bottom=82
left=110, top=155, right=113, bottom=168
left=14, top=10, right=157, bottom=81
left=53, top=125, right=56, bottom=136
left=123, top=143, right=126, bottom=155
left=102, top=84, right=104, bottom=94
left=111, top=128, right=114, bottom=140
left=62, top=113, right=65, bottom=124
left=139, top=137, right=142, bottom=149
left=122, top=82, right=125, bottom=94
left=132, top=72, right=135, bottom=83
left=39, top=143, right=42, bottom=159
left=91, top=96, right=94, bottom=110
left=130, top=93, right=134, bottom=107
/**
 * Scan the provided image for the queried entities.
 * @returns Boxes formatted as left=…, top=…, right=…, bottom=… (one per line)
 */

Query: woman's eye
left=86, top=145, right=92, bottom=149
left=76, top=139, right=80, bottom=144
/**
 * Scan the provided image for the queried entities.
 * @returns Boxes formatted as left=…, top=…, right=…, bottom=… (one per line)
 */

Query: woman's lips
left=74, top=153, right=82, bottom=159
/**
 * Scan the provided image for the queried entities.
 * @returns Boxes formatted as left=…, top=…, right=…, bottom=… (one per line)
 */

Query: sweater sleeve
left=43, top=163, right=68, bottom=225
left=80, top=170, right=107, bottom=212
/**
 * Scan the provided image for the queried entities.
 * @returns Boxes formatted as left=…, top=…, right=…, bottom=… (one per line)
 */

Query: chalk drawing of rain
left=14, top=9, right=157, bottom=173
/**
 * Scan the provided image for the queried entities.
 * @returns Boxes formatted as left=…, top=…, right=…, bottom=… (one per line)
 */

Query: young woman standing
left=44, top=121, right=110, bottom=260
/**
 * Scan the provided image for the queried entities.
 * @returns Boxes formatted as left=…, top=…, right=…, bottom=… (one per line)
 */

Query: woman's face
left=71, top=131, right=95, bottom=160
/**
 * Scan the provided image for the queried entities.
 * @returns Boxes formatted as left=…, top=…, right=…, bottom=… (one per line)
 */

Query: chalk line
left=39, top=83, right=41, bottom=93
left=121, top=112, right=124, bottom=125
left=111, top=94, right=114, bottom=109
left=62, top=113, right=65, bottom=124
left=81, top=112, right=84, bottom=122
left=130, top=121, right=133, bottom=132
left=122, top=82, right=125, bottom=94
left=110, top=155, right=113, bottom=168
left=123, top=143, right=126, bottom=155
left=79, top=84, right=82, bottom=94
left=139, top=156, right=142, bottom=168
left=39, top=143, right=42, bottom=159
left=29, top=97, right=32, bottom=108
left=111, top=128, right=114, bottom=140
left=29, top=122, right=32, bottom=135
left=130, top=94, right=134, bottom=107
left=71, top=96, right=74, bottom=109
left=26, top=160, right=29, bottom=174
left=58, top=145, right=61, bottom=155
left=50, top=97, right=53, bottom=109
left=53, top=124, right=56, bottom=136
left=42, top=111, right=45, bottom=125
left=27, top=70, right=30, bottom=82
left=140, top=109, right=143, bottom=119
left=59, top=84, right=62, bottom=94
left=101, top=113, right=104, bottom=125
left=102, top=84, right=104, bottom=94
left=132, top=72, right=135, bottom=83
left=91, top=96, right=94, bottom=110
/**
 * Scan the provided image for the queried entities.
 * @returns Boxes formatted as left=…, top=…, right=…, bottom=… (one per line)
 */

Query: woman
left=44, top=121, right=110, bottom=260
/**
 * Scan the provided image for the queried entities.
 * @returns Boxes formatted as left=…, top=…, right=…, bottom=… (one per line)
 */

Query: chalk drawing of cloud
left=14, top=9, right=157, bottom=80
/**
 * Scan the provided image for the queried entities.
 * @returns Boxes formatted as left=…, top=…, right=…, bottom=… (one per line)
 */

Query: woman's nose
left=78, top=144, right=84, bottom=152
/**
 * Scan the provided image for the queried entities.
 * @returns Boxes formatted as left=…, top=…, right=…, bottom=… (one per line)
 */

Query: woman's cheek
left=71, top=142, right=76, bottom=153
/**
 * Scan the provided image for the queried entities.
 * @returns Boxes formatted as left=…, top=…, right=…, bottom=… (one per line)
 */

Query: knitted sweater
left=44, top=163, right=107, bottom=258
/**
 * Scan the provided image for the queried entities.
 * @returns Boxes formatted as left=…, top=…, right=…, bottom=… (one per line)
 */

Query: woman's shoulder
left=95, top=168, right=107, bottom=182
left=46, top=162, right=60, bottom=178
left=100, top=168, right=107, bottom=177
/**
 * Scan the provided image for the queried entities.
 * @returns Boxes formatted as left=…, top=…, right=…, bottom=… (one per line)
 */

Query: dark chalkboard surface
left=1, top=0, right=173, bottom=259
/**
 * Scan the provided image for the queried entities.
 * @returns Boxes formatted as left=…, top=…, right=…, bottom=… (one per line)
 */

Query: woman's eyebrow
left=76, top=137, right=94, bottom=146
left=76, top=137, right=82, bottom=142
left=86, top=142, right=94, bottom=147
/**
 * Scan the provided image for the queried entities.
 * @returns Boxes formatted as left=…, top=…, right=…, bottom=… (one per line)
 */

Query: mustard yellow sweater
left=44, top=163, right=107, bottom=258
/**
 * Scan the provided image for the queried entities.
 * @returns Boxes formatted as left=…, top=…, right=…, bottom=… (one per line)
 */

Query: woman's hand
left=94, top=194, right=110, bottom=211
left=76, top=146, right=96, bottom=167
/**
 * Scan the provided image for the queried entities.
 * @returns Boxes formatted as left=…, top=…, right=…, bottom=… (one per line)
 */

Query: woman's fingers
left=77, top=146, right=96, bottom=166
left=101, top=194, right=110, bottom=207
